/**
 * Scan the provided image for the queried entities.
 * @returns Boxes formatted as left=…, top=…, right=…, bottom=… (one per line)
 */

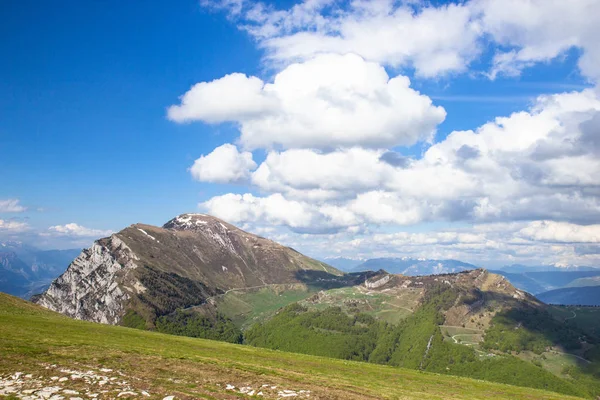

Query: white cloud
left=519, top=221, right=600, bottom=243
left=0, top=219, right=29, bottom=232
left=0, top=199, right=26, bottom=213
left=190, top=143, right=256, bottom=183
left=251, top=148, right=393, bottom=197
left=478, top=0, right=600, bottom=81
left=201, top=193, right=316, bottom=230
left=167, top=73, right=275, bottom=124
left=200, top=89, right=600, bottom=233
left=227, top=1, right=482, bottom=77
left=184, top=1, right=600, bottom=267
left=48, top=223, right=113, bottom=238
left=349, top=191, right=426, bottom=226
left=206, top=0, right=600, bottom=82
left=169, top=53, right=445, bottom=150
left=237, top=220, right=600, bottom=268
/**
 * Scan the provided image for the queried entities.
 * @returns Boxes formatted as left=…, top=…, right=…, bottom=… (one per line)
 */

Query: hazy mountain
left=488, top=270, right=548, bottom=295
left=352, top=257, right=478, bottom=275
left=493, top=269, right=600, bottom=295
left=35, top=213, right=341, bottom=326
left=0, top=252, right=30, bottom=297
left=321, top=257, right=365, bottom=272
left=536, top=286, right=600, bottom=306
left=566, top=276, right=600, bottom=288
left=0, top=242, right=80, bottom=298
left=500, top=264, right=600, bottom=273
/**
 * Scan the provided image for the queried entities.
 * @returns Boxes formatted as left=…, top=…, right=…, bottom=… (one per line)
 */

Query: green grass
left=215, top=285, right=315, bottom=328
left=299, top=286, right=419, bottom=325
left=516, top=351, right=589, bottom=378
left=548, top=306, right=600, bottom=337
left=440, top=326, right=484, bottom=346
left=0, top=292, right=583, bottom=399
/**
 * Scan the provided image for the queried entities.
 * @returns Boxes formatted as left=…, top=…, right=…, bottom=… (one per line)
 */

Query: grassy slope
left=214, top=285, right=316, bottom=329
left=0, top=293, right=581, bottom=400
left=299, top=286, right=420, bottom=325
left=548, top=306, right=600, bottom=337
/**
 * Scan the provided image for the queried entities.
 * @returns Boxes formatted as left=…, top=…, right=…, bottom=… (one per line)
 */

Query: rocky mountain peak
left=162, top=213, right=235, bottom=234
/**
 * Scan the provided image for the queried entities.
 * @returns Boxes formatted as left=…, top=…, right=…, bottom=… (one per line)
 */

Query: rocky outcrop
left=36, top=235, right=140, bottom=324
left=365, top=274, right=391, bottom=289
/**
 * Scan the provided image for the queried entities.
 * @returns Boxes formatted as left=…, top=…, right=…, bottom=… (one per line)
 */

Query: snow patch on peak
left=162, top=214, right=239, bottom=255
left=137, top=228, right=159, bottom=243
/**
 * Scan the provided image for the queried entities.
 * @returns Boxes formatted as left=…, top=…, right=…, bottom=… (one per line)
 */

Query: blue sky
left=1, top=0, right=599, bottom=267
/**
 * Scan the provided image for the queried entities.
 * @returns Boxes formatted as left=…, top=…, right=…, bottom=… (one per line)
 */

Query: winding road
left=564, top=310, right=577, bottom=321
left=182, top=284, right=278, bottom=311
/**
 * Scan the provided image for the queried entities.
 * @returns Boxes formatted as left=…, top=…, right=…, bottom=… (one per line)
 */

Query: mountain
left=493, top=270, right=600, bottom=295
left=488, top=270, right=548, bottom=294
left=0, top=252, right=30, bottom=296
left=0, top=243, right=80, bottom=298
left=352, top=257, right=478, bottom=275
left=320, top=256, right=365, bottom=272
left=500, top=264, right=600, bottom=273
left=566, top=276, right=600, bottom=288
left=35, top=213, right=341, bottom=326
left=537, top=286, right=600, bottom=306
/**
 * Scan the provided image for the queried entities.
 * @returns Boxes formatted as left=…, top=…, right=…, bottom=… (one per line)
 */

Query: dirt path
left=183, top=284, right=277, bottom=311
left=564, top=310, right=577, bottom=321
left=451, top=334, right=477, bottom=344
left=381, top=301, right=413, bottom=313
left=439, top=325, right=484, bottom=332
left=551, top=351, right=591, bottom=364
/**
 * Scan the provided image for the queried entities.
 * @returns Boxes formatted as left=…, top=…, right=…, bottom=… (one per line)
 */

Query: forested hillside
left=245, top=284, right=600, bottom=398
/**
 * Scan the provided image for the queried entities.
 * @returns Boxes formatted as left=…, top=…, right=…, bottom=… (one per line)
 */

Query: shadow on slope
left=293, top=269, right=381, bottom=290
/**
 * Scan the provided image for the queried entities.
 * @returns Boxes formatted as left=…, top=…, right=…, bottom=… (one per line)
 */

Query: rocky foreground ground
left=0, top=364, right=311, bottom=399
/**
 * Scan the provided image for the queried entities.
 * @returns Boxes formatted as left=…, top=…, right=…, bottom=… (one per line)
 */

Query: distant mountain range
left=350, top=257, right=479, bottom=275
left=499, top=264, right=600, bottom=273
left=320, top=257, right=365, bottom=272
left=491, top=269, right=600, bottom=299
left=0, top=241, right=80, bottom=299
left=536, top=286, right=600, bottom=306
left=321, top=256, right=600, bottom=306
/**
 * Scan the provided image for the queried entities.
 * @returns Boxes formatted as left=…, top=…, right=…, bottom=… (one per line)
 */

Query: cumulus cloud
left=478, top=0, right=600, bottom=81
left=251, top=148, right=393, bottom=198
left=0, top=219, right=29, bottom=232
left=206, top=0, right=600, bottom=82
left=201, top=193, right=316, bottom=231
left=167, top=73, right=274, bottom=123
left=200, top=89, right=600, bottom=232
left=0, top=199, right=26, bottom=213
left=215, top=0, right=482, bottom=77
left=169, top=53, right=445, bottom=150
left=48, top=223, right=113, bottom=238
left=183, top=1, right=600, bottom=267
left=519, top=221, right=600, bottom=243
left=190, top=143, right=256, bottom=183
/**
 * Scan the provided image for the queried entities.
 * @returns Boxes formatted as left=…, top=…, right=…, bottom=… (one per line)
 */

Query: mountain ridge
left=351, top=257, right=479, bottom=275
left=35, top=213, right=341, bottom=326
